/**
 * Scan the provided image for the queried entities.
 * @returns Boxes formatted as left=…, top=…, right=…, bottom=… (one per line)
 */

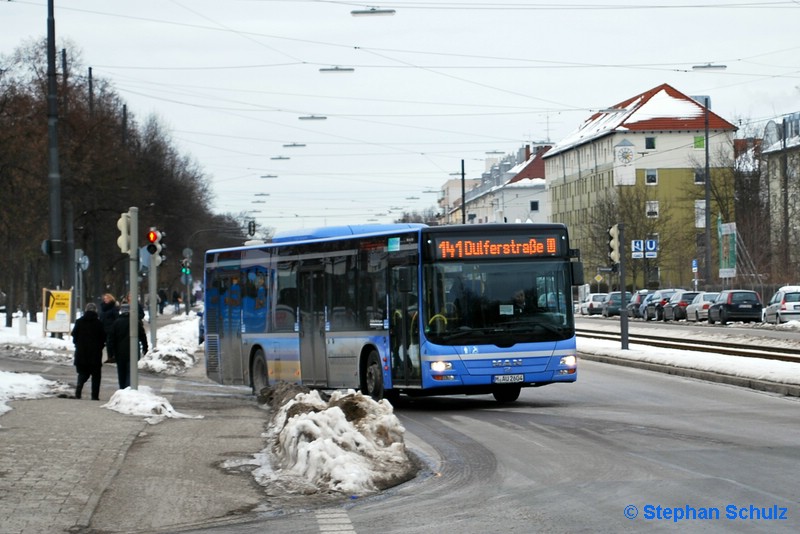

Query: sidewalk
left=0, top=359, right=269, bottom=534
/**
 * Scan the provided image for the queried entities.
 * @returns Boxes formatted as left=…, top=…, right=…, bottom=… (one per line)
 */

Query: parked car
left=626, top=290, right=653, bottom=318
left=708, top=290, right=763, bottom=325
left=643, top=289, right=681, bottom=321
left=601, top=291, right=632, bottom=317
left=638, top=293, right=655, bottom=319
left=685, top=291, right=719, bottom=322
left=763, top=285, right=800, bottom=324
left=580, top=293, right=608, bottom=316
left=662, top=290, right=700, bottom=321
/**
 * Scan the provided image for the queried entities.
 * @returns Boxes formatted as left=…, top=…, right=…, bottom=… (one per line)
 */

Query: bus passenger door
left=390, top=265, right=421, bottom=387
left=298, top=268, right=328, bottom=387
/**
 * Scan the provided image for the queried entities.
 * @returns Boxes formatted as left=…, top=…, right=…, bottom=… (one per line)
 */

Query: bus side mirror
left=571, top=261, right=584, bottom=286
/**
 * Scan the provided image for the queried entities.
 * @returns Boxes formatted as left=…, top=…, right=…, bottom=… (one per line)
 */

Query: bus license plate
left=494, top=374, right=523, bottom=384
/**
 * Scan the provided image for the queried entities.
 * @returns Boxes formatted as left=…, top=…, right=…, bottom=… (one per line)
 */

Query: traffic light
left=607, top=224, right=620, bottom=265
left=116, top=212, right=131, bottom=254
left=181, top=258, right=191, bottom=275
left=146, top=228, right=163, bottom=266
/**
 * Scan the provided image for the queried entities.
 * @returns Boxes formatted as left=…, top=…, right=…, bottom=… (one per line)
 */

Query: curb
left=579, top=352, right=800, bottom=398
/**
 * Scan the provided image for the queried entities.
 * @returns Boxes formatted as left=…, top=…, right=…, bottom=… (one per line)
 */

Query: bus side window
left=275, top=287, right=297, bottom=331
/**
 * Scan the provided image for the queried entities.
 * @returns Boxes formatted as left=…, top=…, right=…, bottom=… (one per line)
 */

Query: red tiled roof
left=610, top=83, right=736, bottom=131
left=508, top=145, right=551, bottom=183
left=546, top=83, right=737, bottom=157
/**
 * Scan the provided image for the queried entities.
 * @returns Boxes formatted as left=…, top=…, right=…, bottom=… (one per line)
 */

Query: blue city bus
left=203, top=223, right=583, bottom=402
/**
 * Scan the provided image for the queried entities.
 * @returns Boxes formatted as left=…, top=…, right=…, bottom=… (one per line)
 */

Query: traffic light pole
left=149, top=256, right=158, bottom=349
left=146, top=228, right=163, bottom=349
left=617, top=223, right=629, bottom=350
left=128, top=207, right=139, bottom=390
left=185, top=273, right=191, bottom=316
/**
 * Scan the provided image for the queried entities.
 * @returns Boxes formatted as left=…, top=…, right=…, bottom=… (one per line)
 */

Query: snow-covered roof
left=545, top=83, right=737, bottom=158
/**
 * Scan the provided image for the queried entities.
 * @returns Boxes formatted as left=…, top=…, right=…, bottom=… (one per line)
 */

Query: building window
left=645, top=137, right=656, bottom=150
left=694, top=171, right=705, bottom=184
left=646, top=201, right=659, bottom=218
left=694, top=136, right=705, bottom=149
left=645, top=169, right=658, bottom=185
left=530, top=200, right=539, bottom=212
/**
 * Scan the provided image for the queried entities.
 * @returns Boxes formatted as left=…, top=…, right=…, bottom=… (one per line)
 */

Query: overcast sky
left=3, top=1, right=799, bottom=235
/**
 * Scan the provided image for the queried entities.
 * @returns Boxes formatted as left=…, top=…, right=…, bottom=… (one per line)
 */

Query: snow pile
left=102, top=385, right=203, bottom=424
left=255, top=384, right=416, bottom=496
left=0, top=370, right=62, bottom=417
left=140, top=313, right=202, bottom=375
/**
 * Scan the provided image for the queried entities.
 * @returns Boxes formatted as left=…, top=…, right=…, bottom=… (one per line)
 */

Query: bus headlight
left=430, top=361, right=452, bottom=372
left=560, top=355, right=577, bottom=367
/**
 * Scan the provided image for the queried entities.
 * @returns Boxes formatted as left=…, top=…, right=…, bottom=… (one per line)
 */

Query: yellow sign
left=594, top=274, right=603, bottom=283
left=43, top=289, right=73, bottom=333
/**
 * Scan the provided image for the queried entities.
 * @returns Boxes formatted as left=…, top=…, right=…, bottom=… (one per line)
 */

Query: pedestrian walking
left=71, top=303, right=106, bottom=400
left=99, top=293, right=119, bottom=364
left=172, top=290, right=182, bottom=313
left=158, top=288, right=168, bottom=315
left=109, top=303, right=149, bottom=390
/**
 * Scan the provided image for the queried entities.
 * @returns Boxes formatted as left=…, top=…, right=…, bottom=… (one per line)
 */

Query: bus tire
left=363, top=350, right=384, bottom=401
left=493, top=386, right=521, bottom=403
left=251, top=349, right=269, bottom=395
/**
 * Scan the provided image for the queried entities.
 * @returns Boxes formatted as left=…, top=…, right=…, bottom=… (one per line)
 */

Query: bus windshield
left=423, top=260, right=574, bottom=346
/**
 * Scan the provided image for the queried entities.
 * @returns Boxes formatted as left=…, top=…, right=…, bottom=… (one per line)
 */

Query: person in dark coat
left=71, top=303, right=107, bottom=400
left=109, top=303, right=149, bottom=390
left=158, top=288, right=168, bottom=315
left=99, top=293, right=119, bottom=364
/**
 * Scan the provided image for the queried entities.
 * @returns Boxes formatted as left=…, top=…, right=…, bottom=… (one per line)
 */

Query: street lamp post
left=692, top=63, right=727, bottom=288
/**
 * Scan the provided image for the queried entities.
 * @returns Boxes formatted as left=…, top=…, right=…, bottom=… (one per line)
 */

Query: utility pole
left=46, top=0, right=63, bottom=289
left=460, top=159, right=466, bottom=224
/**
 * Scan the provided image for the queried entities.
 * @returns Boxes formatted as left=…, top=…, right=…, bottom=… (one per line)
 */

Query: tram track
left=576, top=328, right=800, bottom=363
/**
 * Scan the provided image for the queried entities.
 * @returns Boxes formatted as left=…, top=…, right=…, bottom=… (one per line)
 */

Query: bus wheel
left=251, top=349, right=269, bottom=395
left=493, top=386, right=521, bottom=403
left=364, top=351, right=384, bottom=401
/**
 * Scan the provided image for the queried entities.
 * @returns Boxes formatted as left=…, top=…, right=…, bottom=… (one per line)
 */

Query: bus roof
left=206, top=222, right=572, bottom=255
left=271, top=223, right=427, bottom=244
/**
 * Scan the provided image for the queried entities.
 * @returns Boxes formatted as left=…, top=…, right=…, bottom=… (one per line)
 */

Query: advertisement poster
left=718, top=221, right=737, bottom=279
left=43, top=289, right=73, bottom=334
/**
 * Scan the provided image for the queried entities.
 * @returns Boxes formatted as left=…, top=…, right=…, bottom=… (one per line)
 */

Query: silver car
left=685, top=291, right=719, bottom=322
left=763, top=286, right=800, bottom=324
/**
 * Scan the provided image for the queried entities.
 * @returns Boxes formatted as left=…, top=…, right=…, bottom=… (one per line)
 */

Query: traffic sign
left=631, top=239, right=643, bottom=259
left=645, top=239, right=658, bottom=258
left=594, top=274, right=603, bottom=283
left=692, top=258, right=698, bottom=273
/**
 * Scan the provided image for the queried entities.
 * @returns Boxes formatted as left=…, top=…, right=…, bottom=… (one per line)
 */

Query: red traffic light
left=147, top=229, right=161, bottom=243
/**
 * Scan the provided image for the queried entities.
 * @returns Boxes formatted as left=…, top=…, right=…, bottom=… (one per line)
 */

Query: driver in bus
left=513, top=289, right=532, bottom=316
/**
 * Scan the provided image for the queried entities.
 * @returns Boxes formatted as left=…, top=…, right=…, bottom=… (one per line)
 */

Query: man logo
left=492, top=359, right=522, bottom=367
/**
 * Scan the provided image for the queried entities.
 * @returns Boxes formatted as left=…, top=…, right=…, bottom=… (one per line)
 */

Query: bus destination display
left=434, top=234, right=561, bottom=260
